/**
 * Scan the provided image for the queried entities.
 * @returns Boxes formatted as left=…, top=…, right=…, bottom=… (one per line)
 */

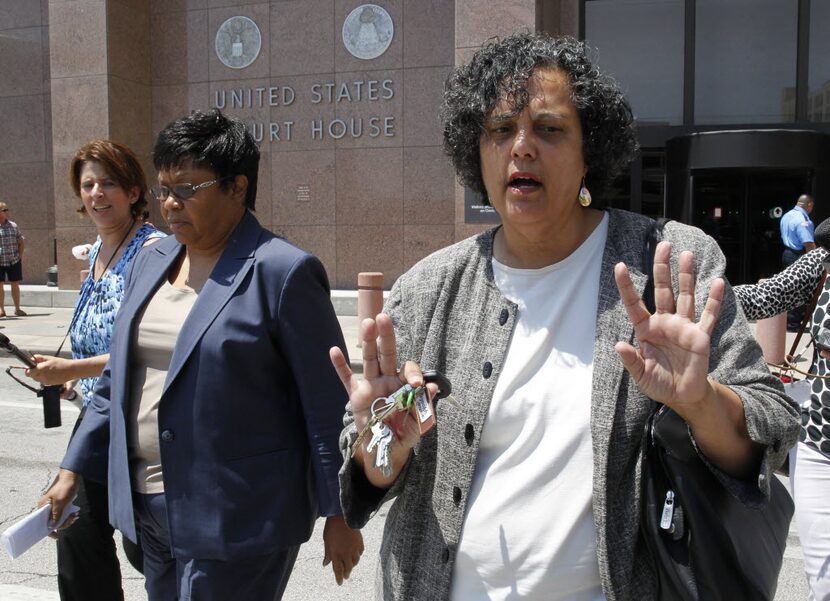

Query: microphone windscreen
left=815, top=217, right=830, bottom=251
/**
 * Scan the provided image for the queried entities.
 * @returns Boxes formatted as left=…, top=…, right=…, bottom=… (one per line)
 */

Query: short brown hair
left=69, top=140, right=149, bottom=218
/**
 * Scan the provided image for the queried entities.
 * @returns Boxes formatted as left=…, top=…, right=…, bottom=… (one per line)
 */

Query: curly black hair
left=441, top=33, right=638, bottom=204
left=153, top=109, right=259, bottom=210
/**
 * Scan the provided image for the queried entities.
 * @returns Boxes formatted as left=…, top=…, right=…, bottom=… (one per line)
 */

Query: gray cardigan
left=339, top=209, right=799, bottom=600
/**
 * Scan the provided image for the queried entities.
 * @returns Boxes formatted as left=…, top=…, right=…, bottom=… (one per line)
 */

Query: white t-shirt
left=450, top=214, right=609, bottom=601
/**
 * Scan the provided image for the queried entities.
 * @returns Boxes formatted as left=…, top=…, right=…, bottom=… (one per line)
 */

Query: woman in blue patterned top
left=26, top=140, right=164, bottom=601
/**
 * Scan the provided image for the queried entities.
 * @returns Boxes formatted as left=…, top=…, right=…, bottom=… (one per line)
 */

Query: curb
left=18, top=285, right=386, bottom=318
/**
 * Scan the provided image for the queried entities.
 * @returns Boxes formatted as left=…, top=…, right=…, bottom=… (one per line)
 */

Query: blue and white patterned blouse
left=70, top=223, right=165, bottom=406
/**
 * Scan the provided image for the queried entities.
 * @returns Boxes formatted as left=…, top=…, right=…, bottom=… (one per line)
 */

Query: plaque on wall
left=342, top=4, right=394, bottom=60
left=215, top=16, right=262, bottom=69
left=464, top=187, right=501, bottom=224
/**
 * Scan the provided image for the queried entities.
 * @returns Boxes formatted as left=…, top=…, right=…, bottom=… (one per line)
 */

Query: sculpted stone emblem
left=342, top=4, right=393, bottom=60
left=215, top=16, right=262, bottom=69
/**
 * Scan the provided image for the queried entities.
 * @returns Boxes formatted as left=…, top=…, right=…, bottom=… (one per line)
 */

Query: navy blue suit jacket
left=62, top=211, right=349, bottom=560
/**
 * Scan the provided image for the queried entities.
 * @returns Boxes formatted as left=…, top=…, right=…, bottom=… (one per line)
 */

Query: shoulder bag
left=640, top=219, right=794, bottom=600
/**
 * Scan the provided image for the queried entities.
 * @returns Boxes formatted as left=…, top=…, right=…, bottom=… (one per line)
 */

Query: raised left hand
left=322, top=514, right=364, bottom=585
left=614, top=241, right=724, bottom=415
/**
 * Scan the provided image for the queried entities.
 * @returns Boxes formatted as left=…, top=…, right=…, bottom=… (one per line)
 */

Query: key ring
left=370, top=396, right=393, bottom=416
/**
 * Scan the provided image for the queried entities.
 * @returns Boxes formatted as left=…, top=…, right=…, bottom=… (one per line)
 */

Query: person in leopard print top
left=734, top=230, right=830, bottom=600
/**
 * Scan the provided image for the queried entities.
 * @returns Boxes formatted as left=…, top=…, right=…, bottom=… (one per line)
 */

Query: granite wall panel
left=403, top=0, right=454, bottom=68
left=152, top=83, right=211, bottom=133
left=151, top=9, right=210, bottom=85
left=48, top=2, right=107, bottom=79
left=50, top=76, right=110, bottom=157
left=402, top=66, right=450, bottom=147
left=269, top=0, right=335, bottom=76
left=271, top=149, right=336, bottom=225
left=108, top=1, right=151, bottom=85
left=455, top=0, right=535, bottom=49
left=0, top=0, right=42, bottom=31
left=0, top=96, right=46, bottom=164
left=403, top=146, right=455, bottom=224
left=109, top=77, right=153, bottom=155
left=336, top=223, right=404, bottom=289
left=151, top=0, right=209, bottom=12
left=335, top=147, right=403, bottom=225
left=0, top=27, right=45, bottom=97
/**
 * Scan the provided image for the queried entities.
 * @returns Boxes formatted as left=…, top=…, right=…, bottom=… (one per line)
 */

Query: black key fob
left=422, top=370, right=452, bottom=402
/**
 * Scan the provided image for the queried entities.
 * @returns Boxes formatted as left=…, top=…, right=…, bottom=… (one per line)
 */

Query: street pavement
left=0, top=302, right=811, bottom=599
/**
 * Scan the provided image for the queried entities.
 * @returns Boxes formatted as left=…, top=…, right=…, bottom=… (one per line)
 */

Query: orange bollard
left=357, top=272, right=384, bottom=348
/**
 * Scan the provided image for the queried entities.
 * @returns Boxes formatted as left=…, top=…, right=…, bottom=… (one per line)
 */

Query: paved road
left=0, top=307, right=811, bottom=599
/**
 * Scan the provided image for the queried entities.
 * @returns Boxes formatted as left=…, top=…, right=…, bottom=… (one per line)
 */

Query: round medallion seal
left=215, top=16, right=262, bottom=69
left=342, top=4, right=394, bottom=60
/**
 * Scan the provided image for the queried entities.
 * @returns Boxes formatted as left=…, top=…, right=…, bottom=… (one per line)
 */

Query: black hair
left=441, top=32, right=638, bottom=204
left=153, top=109, right=259, bottom=210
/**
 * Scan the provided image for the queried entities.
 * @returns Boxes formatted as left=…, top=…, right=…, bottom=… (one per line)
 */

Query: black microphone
left=0, top=332, right=61, bottom=428
left=0, top=332, right=37, bottom=368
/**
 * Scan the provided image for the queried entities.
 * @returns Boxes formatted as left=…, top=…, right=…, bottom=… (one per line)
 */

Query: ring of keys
left=352, top=383, right=433, bottom=477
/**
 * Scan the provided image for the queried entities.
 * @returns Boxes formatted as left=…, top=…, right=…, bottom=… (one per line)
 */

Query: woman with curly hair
left=332, top=32, right=798, bottom=600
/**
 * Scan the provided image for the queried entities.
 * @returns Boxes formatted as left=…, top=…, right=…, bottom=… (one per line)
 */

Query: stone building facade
left=1, top=0, right=577, bottom=289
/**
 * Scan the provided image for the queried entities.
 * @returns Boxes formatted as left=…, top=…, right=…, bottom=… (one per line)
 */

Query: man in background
left=780, top=193, right=816, bottom=331
left=0, top=202, right=26, bottom=318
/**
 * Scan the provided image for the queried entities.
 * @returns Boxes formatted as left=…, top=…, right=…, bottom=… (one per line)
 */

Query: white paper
left=1, top=502, right=80, bottom=559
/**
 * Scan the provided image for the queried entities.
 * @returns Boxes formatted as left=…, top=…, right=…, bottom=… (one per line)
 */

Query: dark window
left=808, top=1, right=830, bottom=123
left=585, top=0, right=684, bottom=126
left=641, top=150, right=666, bottom=219
left=694, top=0, right=797, bottom=124
left=601, top=167, right=632, bottom=211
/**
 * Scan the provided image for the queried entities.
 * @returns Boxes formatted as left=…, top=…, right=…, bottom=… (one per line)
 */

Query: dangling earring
left=578, top=178, right=592, bottom=207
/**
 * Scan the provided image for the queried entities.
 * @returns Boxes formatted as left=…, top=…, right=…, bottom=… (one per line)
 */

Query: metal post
left=356, top=272, right=384, bottom=348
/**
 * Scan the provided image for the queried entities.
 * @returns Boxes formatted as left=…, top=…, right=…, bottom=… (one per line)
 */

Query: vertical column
left=0, top=1, right=53, bottom=284
left=48, top=0, right=151, bottom=289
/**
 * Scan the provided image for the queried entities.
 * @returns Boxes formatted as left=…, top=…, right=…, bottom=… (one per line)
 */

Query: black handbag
left=640, top=219, right=794, bottom=600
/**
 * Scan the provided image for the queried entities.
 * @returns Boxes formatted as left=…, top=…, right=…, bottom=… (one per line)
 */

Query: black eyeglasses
left=150, top=176, right=233, bottom=202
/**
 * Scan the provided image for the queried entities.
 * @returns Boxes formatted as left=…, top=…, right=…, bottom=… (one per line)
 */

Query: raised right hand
left=329, top=314, right=436, bottom=485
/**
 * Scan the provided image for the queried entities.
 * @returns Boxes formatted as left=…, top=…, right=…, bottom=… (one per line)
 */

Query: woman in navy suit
left=40, top=110, right=363, bottom=600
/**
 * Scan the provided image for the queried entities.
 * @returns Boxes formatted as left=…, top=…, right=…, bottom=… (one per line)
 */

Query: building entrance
left=691, top=169, right=809, bottom=285
left=665, top=130, right=830, bottom=286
